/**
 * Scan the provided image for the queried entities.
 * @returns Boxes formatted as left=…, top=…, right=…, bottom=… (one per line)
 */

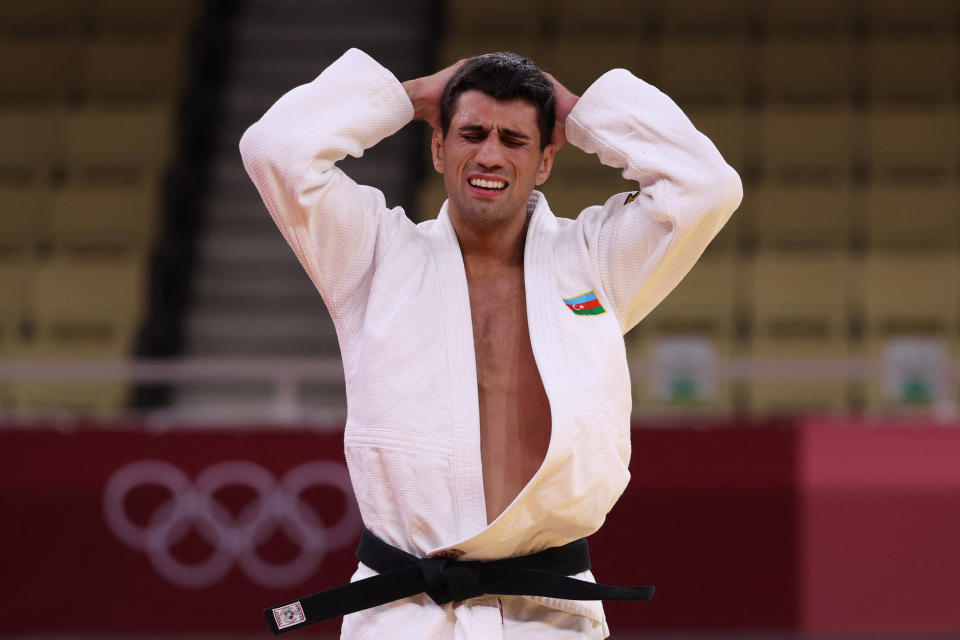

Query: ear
left=431, top=128, right=444, bottom=174
left=534, top=143, right=557, bottom=186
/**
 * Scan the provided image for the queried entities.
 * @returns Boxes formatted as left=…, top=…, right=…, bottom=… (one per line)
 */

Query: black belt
left=263, top=527, right=654, bottom=634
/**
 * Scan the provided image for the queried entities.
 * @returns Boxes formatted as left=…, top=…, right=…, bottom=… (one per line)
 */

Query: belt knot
left=419, top=556, right=485, bottom=605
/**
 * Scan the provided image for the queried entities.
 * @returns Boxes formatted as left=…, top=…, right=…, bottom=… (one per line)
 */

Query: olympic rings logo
left=103, top=460, right=361, bottom=589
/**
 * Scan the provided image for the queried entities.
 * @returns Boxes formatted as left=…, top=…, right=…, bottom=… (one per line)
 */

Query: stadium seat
left=552, top=0, right=649, bottom=36
left=762, top=0, right=856, bottom=34
left=761, top=105, right=855, bottom=183
left=0, top=258, right=30, bottom=357
left=64, top=105, right=173, bottom=185
left=0, top=257, right=31, bottom=409
left=746, top=250, right=853, bottom=415
left=863, top=0, right=959, bottom=34
left=11, top=253, right=145, bottom=416
left=867, top=36, right=958, bottom=103
left=0, top=37, right=82, bottom=103
left=444, top=0, right=542, bottom=37
left=655, top=0, right=752, bottom=34
left=684, top=104, right=747, bottom=173
left=657, top=36, right=749, bottom=105
left=544, top=39, right=650, bottom=96
left=866, top=106, right=959, bottom=181
left=854, top=251, right=960, bottom=413
left=88, top=0, right=198, bottom=35
left=0, top=107, right=64, bottom=186
left=754, top=183, right=855, bottom=250
left=82, top=37, right=185, bottom=103
left=863, top=183, right=960, bottom=250
left=0, top=187, right=50, bottom=255
left=761, top=37, right=855, bottom=103
left=50, top=185, right=157, bottom=255
left=628, top=252, right=741, bottom=415
left=27, top=255, right=145, bottom=358
left=0, top=0, right=87, bottom=35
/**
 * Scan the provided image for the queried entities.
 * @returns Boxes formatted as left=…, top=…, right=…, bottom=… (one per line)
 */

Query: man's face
left=432, top=90, right=555, bottom=231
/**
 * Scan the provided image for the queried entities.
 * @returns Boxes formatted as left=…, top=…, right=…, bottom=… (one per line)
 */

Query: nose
left=474, top=134, right=505, bottom=169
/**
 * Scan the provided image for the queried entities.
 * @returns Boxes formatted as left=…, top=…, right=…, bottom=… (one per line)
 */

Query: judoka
left=240, top=47, right=742, bottom=639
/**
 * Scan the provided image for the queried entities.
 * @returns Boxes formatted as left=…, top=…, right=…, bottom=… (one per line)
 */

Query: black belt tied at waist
left=264, top=527, right=655, bottom=634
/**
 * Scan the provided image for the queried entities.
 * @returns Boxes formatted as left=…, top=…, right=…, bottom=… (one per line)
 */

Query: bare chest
left=466, top=270, right=551, bottom=522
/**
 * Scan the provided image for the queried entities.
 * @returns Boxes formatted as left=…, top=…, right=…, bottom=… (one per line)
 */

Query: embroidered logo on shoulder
left=563, top=290, right=606, bottom=316
left=273, top=601, right=306, bottom=630
left=624, top=190, right=641, bottom=205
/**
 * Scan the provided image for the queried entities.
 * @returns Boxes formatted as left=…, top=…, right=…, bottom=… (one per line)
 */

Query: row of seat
left=439, top=35, right=959, bottom=102
left=554, top=105, right=958, bottom=183
left=0, top=254, right=145, bottom=417
left=0, top=105, right=173, bottom=186
left=0, top=254, right=146, bottom=357
left=0, top=2, right=194, bottom=417
left=0, top=37, right=185, bottom=103
left=444, top=0, right=959, bottom=36
left=0, top=185, right=157, bottom=255
left=0, top=0, right=197, bottom=36
left=633, top=250, right=959, bottom=337
left=4, top=250, right=954, bottom=350
left=2, top=249, right=956, bottom=417
left=631, top=249, right=960, bottom=416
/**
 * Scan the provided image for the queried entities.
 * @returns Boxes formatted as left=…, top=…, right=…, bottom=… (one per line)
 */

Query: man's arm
left=561, top=68, right=743, bottom=334
left=239, top=48, right=414, bottom=323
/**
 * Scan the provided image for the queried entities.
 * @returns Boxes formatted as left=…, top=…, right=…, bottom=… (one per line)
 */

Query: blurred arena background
left=1, top=0, right=959, bottom=638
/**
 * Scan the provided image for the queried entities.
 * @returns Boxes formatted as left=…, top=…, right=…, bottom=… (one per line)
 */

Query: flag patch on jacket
left=563, top=290, right=606, bottom=316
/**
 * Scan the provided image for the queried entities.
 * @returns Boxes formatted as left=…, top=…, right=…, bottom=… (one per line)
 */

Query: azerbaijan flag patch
left=563, top=290, right=606, bottom=316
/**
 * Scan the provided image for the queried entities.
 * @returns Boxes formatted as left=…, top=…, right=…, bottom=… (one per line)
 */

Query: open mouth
left=468, top=177, right=508, bottom=192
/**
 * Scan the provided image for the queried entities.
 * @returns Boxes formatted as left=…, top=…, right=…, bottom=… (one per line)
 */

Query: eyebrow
left=457, top=124, right=531, bottom=141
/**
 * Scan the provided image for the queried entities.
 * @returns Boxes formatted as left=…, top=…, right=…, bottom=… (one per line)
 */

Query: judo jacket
left=240, top=48, right=743, bottom=638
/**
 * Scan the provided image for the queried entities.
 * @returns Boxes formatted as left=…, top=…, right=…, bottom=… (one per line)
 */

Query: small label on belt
left=273, top=601, right=305, bottom=629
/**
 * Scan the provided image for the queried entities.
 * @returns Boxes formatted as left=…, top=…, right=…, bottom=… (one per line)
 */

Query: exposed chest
left=467, top=270, right=531, bottom=367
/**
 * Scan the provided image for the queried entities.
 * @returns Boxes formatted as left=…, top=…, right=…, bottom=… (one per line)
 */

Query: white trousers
left=341, top=593, right=607, bottom=639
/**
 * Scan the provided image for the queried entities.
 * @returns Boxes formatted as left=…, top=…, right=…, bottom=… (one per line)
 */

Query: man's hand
left=544, top=72, right=579, bottom=150
left=403, top=59, right=466, bottom=131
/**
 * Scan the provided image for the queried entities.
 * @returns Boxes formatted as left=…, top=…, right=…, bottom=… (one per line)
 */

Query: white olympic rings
left=103, top=460, right=361, bottom=589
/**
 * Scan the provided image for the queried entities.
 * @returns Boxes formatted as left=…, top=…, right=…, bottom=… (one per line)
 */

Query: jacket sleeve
left=238, top=48, right=415, bottom=327
left=564, top=68, right=743, bottom=334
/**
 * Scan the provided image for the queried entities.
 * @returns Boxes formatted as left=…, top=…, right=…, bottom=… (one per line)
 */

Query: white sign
left=649, top=336, right=717, bottom=404
left=882, top=337, right=947, bottom=407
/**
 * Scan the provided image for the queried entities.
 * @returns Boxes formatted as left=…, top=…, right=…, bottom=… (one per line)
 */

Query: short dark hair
left=440, top=52, right=555, bottom=150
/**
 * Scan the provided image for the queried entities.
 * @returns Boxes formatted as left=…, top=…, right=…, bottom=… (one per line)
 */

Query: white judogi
left=240, top=48, right=742, bottom=638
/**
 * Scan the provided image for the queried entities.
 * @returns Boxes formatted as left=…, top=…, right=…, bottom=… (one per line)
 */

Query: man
left=241, top=48, right=741, bottom=639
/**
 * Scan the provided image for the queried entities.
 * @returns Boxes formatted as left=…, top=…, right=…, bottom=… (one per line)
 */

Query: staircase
left=173, top=0, right=436, bottom=420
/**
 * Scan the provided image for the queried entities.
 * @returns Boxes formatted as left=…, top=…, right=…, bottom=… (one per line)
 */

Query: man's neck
left=450, top=205, right=531, bottom=269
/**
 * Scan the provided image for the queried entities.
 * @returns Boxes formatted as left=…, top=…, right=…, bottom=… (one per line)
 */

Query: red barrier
left=0, top=427, right=358, bottom=636
left=799, top=418, right=960, bottom=634
left=595, top=421, right=799, bottom=632
left=1, top=418, right=958, bottom=635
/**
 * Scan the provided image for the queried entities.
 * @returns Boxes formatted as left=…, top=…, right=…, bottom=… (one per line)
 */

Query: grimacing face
left=432, top=90, right=555, bottom=232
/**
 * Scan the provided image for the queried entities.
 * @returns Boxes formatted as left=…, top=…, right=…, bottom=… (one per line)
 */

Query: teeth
left=470, top=178, right=505, bottom=190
